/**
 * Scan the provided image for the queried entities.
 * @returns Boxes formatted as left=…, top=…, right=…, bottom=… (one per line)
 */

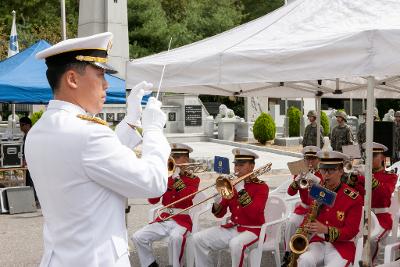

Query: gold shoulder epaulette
left=343, top=187, right=359, bottom=199
left=251, top=178, right=265, bottom=184
left=77, top=114, right=108, bottom=126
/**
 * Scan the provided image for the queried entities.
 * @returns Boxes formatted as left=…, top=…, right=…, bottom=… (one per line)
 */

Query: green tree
left=0, top=0, right=79, bottom=59
left=321, top=111, right=330, bottom=136
left=287, top=106, right=301, bottom=137
left=30, top=110, right=44, bottom=125
left=253, top=112, right=276, bottom=144
left=241, top=0, right=285, bottom=22
left=128, top=0, right=243, bottom=58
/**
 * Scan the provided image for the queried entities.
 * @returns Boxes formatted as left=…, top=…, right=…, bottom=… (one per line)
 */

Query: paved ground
left=0, top=141, right=296, bottom=267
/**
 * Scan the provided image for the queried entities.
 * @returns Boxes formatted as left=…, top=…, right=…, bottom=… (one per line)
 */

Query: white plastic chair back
left=354, top=210, right=381, bottom=264
left=189, top=191, right=208, bottom=233
left=388, top=191, right=400, bottom=243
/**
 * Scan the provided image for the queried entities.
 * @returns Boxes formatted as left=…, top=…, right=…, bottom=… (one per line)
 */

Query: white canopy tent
left=127, top=1, right=400, bottom=264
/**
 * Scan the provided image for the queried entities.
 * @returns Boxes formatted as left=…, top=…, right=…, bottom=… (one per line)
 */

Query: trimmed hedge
left=30, top=110, right=44, bottom=125
left=288, top=106, right=301, bottom=137
left=321, top=111, right=330, bottom=136
left=253, top=112, right=276, bottom=144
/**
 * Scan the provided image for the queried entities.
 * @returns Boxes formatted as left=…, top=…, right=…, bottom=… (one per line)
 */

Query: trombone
left=168, top=157, right=208, bottom=176
left=155, top=162, right=272, bottom=222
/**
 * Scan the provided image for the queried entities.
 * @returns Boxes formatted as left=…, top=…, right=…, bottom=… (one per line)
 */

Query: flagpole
left=61, top=0, right=67, bottom=40
left=9, top=10, right=19, bottom=131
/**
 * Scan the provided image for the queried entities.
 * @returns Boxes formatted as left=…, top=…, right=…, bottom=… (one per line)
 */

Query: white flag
left=8, top=10, right=19, bottom=58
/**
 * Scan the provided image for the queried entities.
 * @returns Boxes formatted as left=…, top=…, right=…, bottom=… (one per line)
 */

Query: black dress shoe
left=281, top=251, right=291, bottom=267
left=148, top=261, right=159, bottom=267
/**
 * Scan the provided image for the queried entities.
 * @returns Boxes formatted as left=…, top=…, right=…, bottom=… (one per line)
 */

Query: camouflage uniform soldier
left=331, top=110, right=354, bottom=152
left=302, top=110, right=324, bottom=148
left=357, top=108, right=379, bottom=158
left=394, top=111, right=400, bottom=161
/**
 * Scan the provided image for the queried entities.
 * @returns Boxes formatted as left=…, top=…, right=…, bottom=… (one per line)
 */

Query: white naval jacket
left=25, top=100, right=170, bottom=267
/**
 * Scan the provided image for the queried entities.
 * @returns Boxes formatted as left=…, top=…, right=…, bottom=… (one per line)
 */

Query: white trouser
left=284, top=213, right=305, bottom=251
left=192, top=226, right=258, bottom=267
left=132, top=220, right=187, bottom=267
left=371, top=227, right=389, bottom=264
left=297, top=242, right=349, bottom=267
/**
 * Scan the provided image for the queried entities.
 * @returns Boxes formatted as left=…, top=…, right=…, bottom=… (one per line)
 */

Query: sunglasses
left=319, top=168, right=339, bottom=174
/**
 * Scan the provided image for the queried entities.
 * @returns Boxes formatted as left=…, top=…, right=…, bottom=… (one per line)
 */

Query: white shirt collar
left=47, top=100, right=87, bottom=115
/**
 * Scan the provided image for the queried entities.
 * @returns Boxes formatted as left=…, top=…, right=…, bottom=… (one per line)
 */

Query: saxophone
left=288, top=199, right=320, bottom=267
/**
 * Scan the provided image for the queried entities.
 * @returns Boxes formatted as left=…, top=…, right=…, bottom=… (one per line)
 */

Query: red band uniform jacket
left=149, top=174, right=200, bottom=232
left=352, top=170, right=397, bottom=230
left=212, top=179, right=269, bottom=236
left=287, top=171, right=323, bottom=215
left=306, top=183, right=363, bottom=263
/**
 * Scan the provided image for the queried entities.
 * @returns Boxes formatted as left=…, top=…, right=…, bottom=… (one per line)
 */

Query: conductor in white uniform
left=25, top=32, right=170, bottom=267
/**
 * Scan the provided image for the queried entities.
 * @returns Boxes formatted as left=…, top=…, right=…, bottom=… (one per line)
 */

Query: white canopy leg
left=316, top=95, right=321, bottom=148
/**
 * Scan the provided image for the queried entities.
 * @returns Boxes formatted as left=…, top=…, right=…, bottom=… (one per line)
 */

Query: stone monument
left=383, top=109, right=395, bottom=122
left=78, top=0, right=129, bottom=78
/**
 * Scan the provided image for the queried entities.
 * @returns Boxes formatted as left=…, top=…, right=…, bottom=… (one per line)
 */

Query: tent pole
left=360, top=76, right=374, bottom=267
left=285, top=98, right=288, bottom=137
left=350, top=98, right=353, bottom=116
left=316, top=96, right=321, bottom=148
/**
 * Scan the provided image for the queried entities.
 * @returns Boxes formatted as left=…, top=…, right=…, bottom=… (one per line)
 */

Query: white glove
left=214, top=194, right=222, bottom=204
left=306, top=172, right=321, bottom=184
left=355, top=165, right=365, bottom=176
left=294, top=173, right=304, bottom=182
left=142, top=97, right=166, bottom=132
left=235, top=180, right=245, bottom=192
left=172, top=167, right=181, bottom=179
left=126, top=81, right=152, bottom=126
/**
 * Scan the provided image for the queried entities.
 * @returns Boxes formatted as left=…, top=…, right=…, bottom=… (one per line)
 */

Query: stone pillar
left=244, top=96, right=269, bottom=122
left=78, top=0, right=129, bottom=79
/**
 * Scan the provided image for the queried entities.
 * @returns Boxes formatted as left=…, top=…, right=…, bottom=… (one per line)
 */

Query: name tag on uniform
left=214, top=156, right=230, bottom=174
left=309, top=184, right=337, bottom=207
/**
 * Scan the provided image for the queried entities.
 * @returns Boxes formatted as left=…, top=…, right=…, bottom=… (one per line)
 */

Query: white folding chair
left=387, top=191, right=400, bottom=244
left=147, top=191, right=209, bottom=266
left=354, top=210, right=382, bottom=265
left=383, top=241, right=400, bottom=264
left=249, top=195, right=289, bottom=267
left=270, top=177, right=301, bottom=212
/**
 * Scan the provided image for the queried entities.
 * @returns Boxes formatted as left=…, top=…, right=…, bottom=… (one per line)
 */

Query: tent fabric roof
left=0, top=40, right=126, bottom=104
left=126, top=0, right=400, bottom=98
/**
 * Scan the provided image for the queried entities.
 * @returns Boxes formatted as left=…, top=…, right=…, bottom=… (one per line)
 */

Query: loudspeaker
left=373, top=121, right=395, bottom=158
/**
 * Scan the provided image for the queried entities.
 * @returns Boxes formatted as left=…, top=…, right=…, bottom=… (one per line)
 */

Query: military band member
left=348, top=142, right=397, bottom=263
left=331, top=110, right=354, bottom=152
left=25, top=33, right=170, bottom=267
left=192, top=148, right=269, bottom=267
left=302, top=110, right=324, bottom=148
left=394, top=111, right=400, bottom=161
left=282, top=146, right=323, bottom=266
left=297, top=151, right=363, bottom=267
left=132, top=144, right=200, bottom=267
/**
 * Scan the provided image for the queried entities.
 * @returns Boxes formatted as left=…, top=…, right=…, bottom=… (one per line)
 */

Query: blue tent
left=0, top=40, right=126, bottom=104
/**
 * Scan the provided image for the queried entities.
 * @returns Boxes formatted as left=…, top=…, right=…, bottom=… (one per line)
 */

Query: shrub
left=253, top=112, right=276, bottom=144
left=321, top=111, right=330, bottom=136
left=287, top=106, right=301, bottom=137
left=30, top=110, right=44, bottom=125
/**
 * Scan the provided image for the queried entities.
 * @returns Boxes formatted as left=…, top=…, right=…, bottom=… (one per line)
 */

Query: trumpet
left=298, top=170, right=319, bottom=189
left=154, top=162, right=272, bottom=221
left=167, top=157, right=208, bottom=176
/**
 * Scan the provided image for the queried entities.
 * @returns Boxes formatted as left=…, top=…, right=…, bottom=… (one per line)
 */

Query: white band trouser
left=297, top=242, right=349, bottom=267
left=132, top=220, right=187, bottom=267
left=192, top=226, right=258, bottom=267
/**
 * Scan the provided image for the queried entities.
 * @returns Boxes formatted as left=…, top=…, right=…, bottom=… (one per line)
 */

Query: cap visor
left=319, top=163, right=340, bottom=169
left=90, top=62, right=118, bottom=74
